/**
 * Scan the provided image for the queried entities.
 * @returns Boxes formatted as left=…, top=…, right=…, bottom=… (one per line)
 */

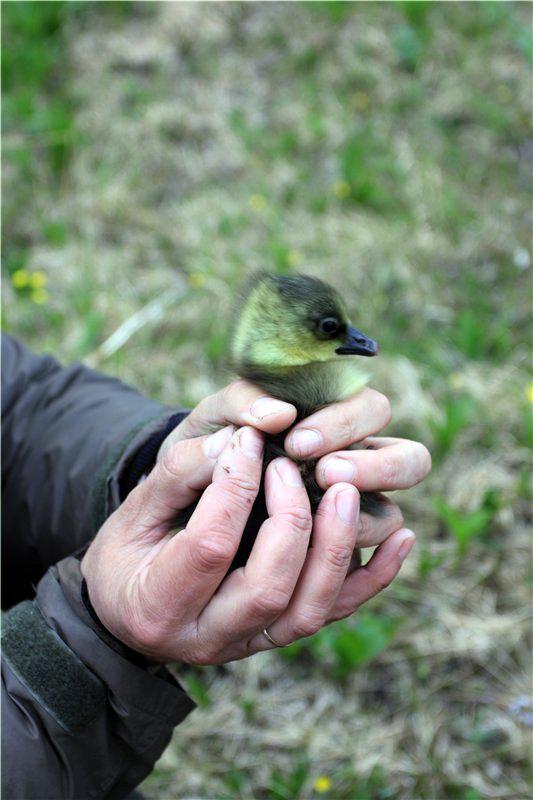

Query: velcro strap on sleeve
left=2, top=600, right=106, bottom=732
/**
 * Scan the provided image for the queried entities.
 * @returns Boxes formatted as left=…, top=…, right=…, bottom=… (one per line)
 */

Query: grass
left=2, top=3, right=531, bottom=799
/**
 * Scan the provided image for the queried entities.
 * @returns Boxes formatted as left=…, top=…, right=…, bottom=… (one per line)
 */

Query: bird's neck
left=240, top=360, right=369, bottom=417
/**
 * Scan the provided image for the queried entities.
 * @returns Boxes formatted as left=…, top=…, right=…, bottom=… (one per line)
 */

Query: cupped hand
left=159, top=381, right=432, bottom=549
left=157, top=379, right=298, bottom=461
left=284, top=387, right=432, bottom=546
left=81, top=425, right=416, bottom=665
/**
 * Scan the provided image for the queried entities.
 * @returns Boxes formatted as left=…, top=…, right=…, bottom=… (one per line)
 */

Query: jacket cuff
left=39, top=559, right=196, bottom=737
left=118, top=411, right=189, bottom=500
left=92, top=409, right=189, bottom=529
left=2, top=562, right=196, bottom=799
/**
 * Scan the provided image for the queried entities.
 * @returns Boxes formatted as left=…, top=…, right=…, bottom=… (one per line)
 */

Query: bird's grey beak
left=335, top=325, right=379, bottom=357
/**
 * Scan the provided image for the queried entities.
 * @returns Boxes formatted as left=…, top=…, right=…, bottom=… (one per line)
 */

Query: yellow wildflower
left=11, top=269, right=30, bottom=289
left=287, top=249, right=303, bottom=268
left=448, top=372, right=464, bottom=390
left=30, top=271, right=47, bottom=289
left=333, top=180, right=351, bottom=199
left=188, top=272, right=205, bottom=289
left=31, top=289, right=49, bottom=305
left=313, top=775, right=332, bottom=793
left=527, top=383, right=533, bottom=404
left=353, top=90, right=370, bottom=111
left=249, top=194, right=267, bottom=212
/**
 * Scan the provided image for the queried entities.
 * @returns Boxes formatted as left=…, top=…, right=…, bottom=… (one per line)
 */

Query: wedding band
left=262, top=628, right=286, bottom=648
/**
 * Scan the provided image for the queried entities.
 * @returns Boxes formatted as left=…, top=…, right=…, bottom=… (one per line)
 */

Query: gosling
left=229, top=271, right=384, bottom=568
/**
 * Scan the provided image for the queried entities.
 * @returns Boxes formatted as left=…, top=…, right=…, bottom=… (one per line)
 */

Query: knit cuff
left=118, top=411, right=189, bottom=500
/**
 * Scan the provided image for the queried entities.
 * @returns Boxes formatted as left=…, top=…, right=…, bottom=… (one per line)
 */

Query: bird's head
left=230, top=272, right=378, bottom=376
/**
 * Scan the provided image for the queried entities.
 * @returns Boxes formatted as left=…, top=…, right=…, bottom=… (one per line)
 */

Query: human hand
left=159, top=381, right=431, bottom=549
left=157, top=379, right=298, bottom=461
left=283, top=387, right=431, bottom=545
left=81, top=424, right=416, bottom=664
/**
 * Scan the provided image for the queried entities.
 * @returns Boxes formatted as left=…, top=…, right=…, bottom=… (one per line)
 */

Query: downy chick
left=229, top=272, right=384, bottom=568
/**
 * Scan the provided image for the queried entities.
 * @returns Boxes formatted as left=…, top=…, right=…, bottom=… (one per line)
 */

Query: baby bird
left=231, top=271, right=378, bottom=414
left=229, top=271, right=383, bottom=568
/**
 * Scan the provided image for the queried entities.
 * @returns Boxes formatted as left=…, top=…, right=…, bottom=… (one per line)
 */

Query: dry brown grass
left=3, top=3, right=531, bottom=798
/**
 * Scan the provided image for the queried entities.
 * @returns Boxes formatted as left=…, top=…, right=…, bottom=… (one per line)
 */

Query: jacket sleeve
left=1, top=334, right=196, bottom=799
left=1, top=332, right=189, bottom=605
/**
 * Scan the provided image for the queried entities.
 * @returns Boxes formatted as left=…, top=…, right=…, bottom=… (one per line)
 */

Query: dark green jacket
left=1, top=334, right=195, bottom=799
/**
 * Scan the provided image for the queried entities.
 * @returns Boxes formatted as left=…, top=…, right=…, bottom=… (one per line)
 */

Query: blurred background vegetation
left=2, top=2, right=531, bottom=798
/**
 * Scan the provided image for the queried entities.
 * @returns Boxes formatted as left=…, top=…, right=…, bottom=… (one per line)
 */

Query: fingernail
left=239, top=426, right=264, bottom=460
left=288, top=428, right=323, bottom=457
left=323, top=457, right=356, bottom=485
left=397, top=530, right=416, bottom=561
left=203, top=425, right=234, bottom=459
left=335, top=486, right=359, bottom=525
left=250, top=396, right=290, bottom=419
left=275, top=458, right=303, bottom=487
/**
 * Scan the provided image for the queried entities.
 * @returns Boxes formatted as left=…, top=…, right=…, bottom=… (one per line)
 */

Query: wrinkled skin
left=82, top=381, right=431, bottom=664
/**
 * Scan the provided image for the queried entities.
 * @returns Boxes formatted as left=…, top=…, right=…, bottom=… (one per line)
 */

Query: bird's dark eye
left=317, top=317, right=340, bottom=337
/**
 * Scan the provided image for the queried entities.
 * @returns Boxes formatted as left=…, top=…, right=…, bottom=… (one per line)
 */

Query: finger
left=327, top=528, right=415, bottom=623
left=248, top=483, right=359, bottom=650
left=284, top=388, right=391, bottom=459
left=357, top=498, right=404, bottom=548
left=178, top=379, right=297, bottom=439
left=197, top=457, right=312, bottom=642
left=146, top=426, right=264, bottom=618
left=315, top=438, right=432, bottom=491
left=120, top=425, right=235, bottom=531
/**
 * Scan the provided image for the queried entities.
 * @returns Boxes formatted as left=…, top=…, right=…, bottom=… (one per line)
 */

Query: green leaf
left=267, top=758, right=309, bottom=800
left=339, top=130, right=405, bottom=213
left=432, top=495, right=498, bottom=555
left=223, top=768, right=247, bottom=793
left=313, top=1, right=353, bottom=23
left=429, top=395, right=475, bottom=460
left=418, top=548, right=448, bottom=580
left=325, top=614, right=398, bottom=678
left=393, top=26, right=424, bottom=72
left=183, top=673, right=212, bottom=708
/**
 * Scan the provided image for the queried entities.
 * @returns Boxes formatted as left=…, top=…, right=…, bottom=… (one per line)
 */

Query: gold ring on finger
left=262, top=628, right=286, bottom=648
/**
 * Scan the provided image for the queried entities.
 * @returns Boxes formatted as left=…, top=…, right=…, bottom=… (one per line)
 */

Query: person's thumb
left=120, top=425, right=235, bottom=534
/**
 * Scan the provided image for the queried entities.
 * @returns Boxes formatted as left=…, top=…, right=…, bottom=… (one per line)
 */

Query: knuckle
left=230, top=378, right=248, bottom=393
left=249, top=585, right=290, bottom=619
left=195, top=393, right=213, bottom=417
left=282, top=505, right=313, bottom=534
left=160, top=439, right=193, bottom=477
left=222, top=380, right=245, bottom=406
left=225, top=470, right=258, bottom=496
left=323, top=543, right=353, bottom=572
left=357, top=511, right=371, bottom=545
left=191, top=395, right=218, bottom=433
left=292, top=612, right=325, bottom=639
left=221, top=472, right=259, bottom=513
left=183, top=627, right=220, bottom=666
left=380, top=454, right=401, bottom=484
left=369, top=570, right=394, bottom=595
left=189, top=532, right=235, bottom=574
left=339, top=406, right=359, bottom=440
